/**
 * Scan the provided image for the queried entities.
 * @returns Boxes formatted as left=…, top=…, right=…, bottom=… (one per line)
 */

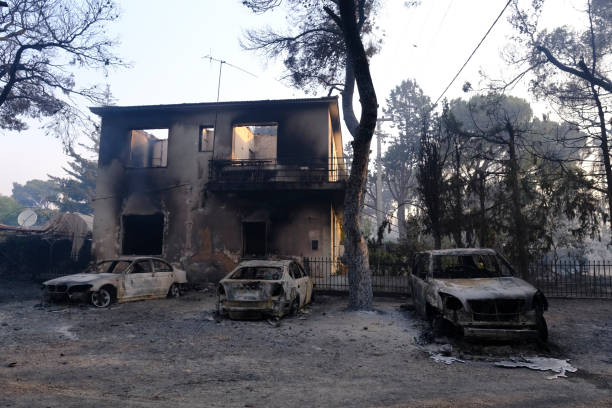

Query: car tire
left=432, top=315, right=453, bottom=337
left=91, top=287, right=112, bottom=308
left=168, top=283, right=181, bottom=298
left=536, top=312, right=548, bottom=342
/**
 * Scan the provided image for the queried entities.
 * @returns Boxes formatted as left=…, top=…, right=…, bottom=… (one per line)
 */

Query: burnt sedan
left=410, top=249, right=548, bottom=341
left=42, top=257, right=188, bottom=308
left=217, top=259, right=313, bottom=319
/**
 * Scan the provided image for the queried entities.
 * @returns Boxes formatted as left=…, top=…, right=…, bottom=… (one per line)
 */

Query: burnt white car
left=410, top=249, right=548, bottom=341
left=217, top=259, right=313, bottom=319
left=42, top=257, right=188, bottom=308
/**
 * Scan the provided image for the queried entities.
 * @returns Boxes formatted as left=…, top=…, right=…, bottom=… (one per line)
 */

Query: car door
left=296, top=262, right=313, bottom=304
left=152, top=259, right=174, bottom=296
left=290, top=262, right=308, bottom=307
left=123, top=259, right=156, bottom=298
left=410, top=254, right=430, bottom=317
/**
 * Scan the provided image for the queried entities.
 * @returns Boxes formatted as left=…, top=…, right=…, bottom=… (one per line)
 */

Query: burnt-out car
left=410, top=249, right=548, bottom=341
left=42, top=257, right=188, bottom=308
left=217, top=259, right=313, bottom=319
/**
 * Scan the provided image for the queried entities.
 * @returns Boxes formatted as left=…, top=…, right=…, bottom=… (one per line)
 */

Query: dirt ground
left=0, top=279, right=611, bottom=408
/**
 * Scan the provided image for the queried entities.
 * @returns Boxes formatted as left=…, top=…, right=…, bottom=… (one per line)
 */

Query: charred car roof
left=233, top=259, right=293, bottom=268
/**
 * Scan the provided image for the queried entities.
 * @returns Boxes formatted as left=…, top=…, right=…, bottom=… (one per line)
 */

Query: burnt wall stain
left=92, top=98, right=345, bottom=283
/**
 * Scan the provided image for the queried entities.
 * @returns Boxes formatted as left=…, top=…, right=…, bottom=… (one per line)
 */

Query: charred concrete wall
left=92, top=97, right=344, bottom=284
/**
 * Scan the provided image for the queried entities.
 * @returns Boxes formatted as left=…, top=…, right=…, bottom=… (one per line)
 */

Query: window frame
left=199, top=125, right=215, bottom=152
left=131, top=259, right=153, bottom=274
left=127, top=128, right=170, bottom=169
left=152, top=259, right=173, bottom=272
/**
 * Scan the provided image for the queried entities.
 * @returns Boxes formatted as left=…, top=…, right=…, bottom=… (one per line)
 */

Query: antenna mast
left=202, top=54, right=258, bottom=102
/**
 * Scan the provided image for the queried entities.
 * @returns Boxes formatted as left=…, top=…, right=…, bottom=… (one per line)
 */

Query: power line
left=432, top=0, right=512, bottom=107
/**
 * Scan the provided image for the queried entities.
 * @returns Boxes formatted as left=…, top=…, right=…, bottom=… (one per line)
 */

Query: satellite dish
left=17, top=208, right=37, bottom=227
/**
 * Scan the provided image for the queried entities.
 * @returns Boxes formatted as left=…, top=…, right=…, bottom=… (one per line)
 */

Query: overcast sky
left=0, top=0, right=583, bottom=195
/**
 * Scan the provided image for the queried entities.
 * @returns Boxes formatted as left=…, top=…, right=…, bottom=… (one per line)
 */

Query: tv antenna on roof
left=203, top=54, right=258, bottom=102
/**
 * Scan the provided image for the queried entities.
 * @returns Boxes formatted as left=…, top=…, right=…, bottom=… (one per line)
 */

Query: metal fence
left=303, top=257, right=411, bottom=296
left=209, top=157, right=349, bottom=184
left=530, top=260, right=612, bottom=299
left=303, top=257, right=612, bottom=299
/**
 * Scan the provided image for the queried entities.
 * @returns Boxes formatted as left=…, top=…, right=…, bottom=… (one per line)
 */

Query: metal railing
left=530, top=260, right=612, bottom=299
left=303, top=257, right=612, bottom=299
left=208, top=157, right=348, bottom=184
left=303, top=257, right=411, bottom=296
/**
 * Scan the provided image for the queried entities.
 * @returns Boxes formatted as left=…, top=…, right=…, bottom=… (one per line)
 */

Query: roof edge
left=90, top=96, right=339, bottom=116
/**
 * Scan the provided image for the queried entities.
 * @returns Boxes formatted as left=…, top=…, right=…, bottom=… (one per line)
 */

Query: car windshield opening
left=432, top=255, right=501, bottom=279
left=91, top=261, right=132, bottom=274
left=231, top=267, right=282, bottom=280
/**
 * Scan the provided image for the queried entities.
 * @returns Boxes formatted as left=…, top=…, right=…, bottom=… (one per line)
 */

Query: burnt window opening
left=232, top=124, right=277, bottom=160
left=129, top=129, right=168, bottom=168
left=122, top=214, right=164, bottom=255
left=311, top=240, right=319, bottom=251
left=199, top=126, right=215, bottom=152
left=242, top=222, right=266, bottom=257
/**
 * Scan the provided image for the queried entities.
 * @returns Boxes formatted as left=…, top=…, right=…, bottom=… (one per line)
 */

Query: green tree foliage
left=507, top=0, right=612, bottom=226
left=0, top=194, right=22, bottom=225
left=382, top=79, right=430, bottom=240
left=48, top=131, right=98, bottom=215
left=11, top=179, right=58, bottom=209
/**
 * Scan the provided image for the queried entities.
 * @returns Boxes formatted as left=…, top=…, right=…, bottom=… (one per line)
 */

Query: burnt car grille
left=468, top=299, right=525, bottom=322
left=46, top=285, right=68, bottom=293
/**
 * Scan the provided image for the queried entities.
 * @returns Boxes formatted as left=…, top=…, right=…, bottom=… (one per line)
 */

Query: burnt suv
left=410, top=248, right=548, bottom=341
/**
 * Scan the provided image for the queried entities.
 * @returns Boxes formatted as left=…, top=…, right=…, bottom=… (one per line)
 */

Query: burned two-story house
left=90, top=96, right=346, bottom=283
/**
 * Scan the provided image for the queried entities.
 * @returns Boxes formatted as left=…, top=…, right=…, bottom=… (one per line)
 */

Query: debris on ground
left=429, top=353, right=465, bottom=365
left=267, top=318, right=281, bottom=327
left=495, top=357, right=577, bottom=379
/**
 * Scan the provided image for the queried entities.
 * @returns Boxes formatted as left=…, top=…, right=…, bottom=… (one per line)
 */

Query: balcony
left=207, top=157, right=348, bottom=192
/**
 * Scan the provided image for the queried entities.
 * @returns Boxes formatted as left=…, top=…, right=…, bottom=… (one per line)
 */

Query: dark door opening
left=122, top=214, right=164, bottom=255
left=243, top=222, right=266, bottom=257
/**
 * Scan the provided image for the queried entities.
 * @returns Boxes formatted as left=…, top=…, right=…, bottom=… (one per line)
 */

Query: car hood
left=43, top=274, right=117, bottom=285
left=432, top=277, right=537, bottom=301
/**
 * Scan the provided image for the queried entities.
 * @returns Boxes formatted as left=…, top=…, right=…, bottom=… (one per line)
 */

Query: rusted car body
left=42, top=257, right=188, bottom=308
left=217, top=259, right=313, bottom=319
left=410, top=249, right=548, bottom=341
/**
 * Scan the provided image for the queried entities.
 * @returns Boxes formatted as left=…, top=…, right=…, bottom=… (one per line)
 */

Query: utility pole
left=375, top=117, right=393, bottom=232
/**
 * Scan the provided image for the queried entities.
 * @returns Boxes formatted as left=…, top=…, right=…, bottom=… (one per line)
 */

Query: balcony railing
left=208, top=157, right=348, bottom=186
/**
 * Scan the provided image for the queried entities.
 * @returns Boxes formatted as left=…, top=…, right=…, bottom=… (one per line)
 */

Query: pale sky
left=0, top=0, right=584, bottom=195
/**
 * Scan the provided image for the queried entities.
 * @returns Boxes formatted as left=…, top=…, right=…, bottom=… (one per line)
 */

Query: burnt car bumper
left=446, top=308, right=539, bottom=339
left=43, top=284, right=91, bottom=303
left=220, top=299, right=289, bottom=317
left=462, top=327, right=539, bottom=340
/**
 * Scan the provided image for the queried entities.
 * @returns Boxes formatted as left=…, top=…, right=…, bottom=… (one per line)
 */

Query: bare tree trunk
left=341, top=63, right=359, bottom=136
left=478, top=170, right=487, bottom=247
left=397, top=202, right=406, bottom=240
left=451, top=144, right=464, bottom=247
left=591, top=85, right=612, bottom=228
left=433, top=228, right=442, bottom=250
left=337, top=0, right=377, bottom=310
left=506, top=124, right=529, bottom=279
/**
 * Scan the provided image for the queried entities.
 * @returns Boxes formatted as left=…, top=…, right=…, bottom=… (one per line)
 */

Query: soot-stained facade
left=90, top=97, right=346, bottom=283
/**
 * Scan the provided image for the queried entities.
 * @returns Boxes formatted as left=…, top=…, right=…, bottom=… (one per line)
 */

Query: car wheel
left=90, top=288, right=112, bottom=308
left=432, top=315, right=454, bottom=337
left=168, top=283, right=181, bottom=298
left=536, top=312, right=548, bottom=342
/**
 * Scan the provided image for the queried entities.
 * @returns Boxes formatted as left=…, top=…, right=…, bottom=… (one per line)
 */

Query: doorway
left=242, top=222, right=266, bottom=257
